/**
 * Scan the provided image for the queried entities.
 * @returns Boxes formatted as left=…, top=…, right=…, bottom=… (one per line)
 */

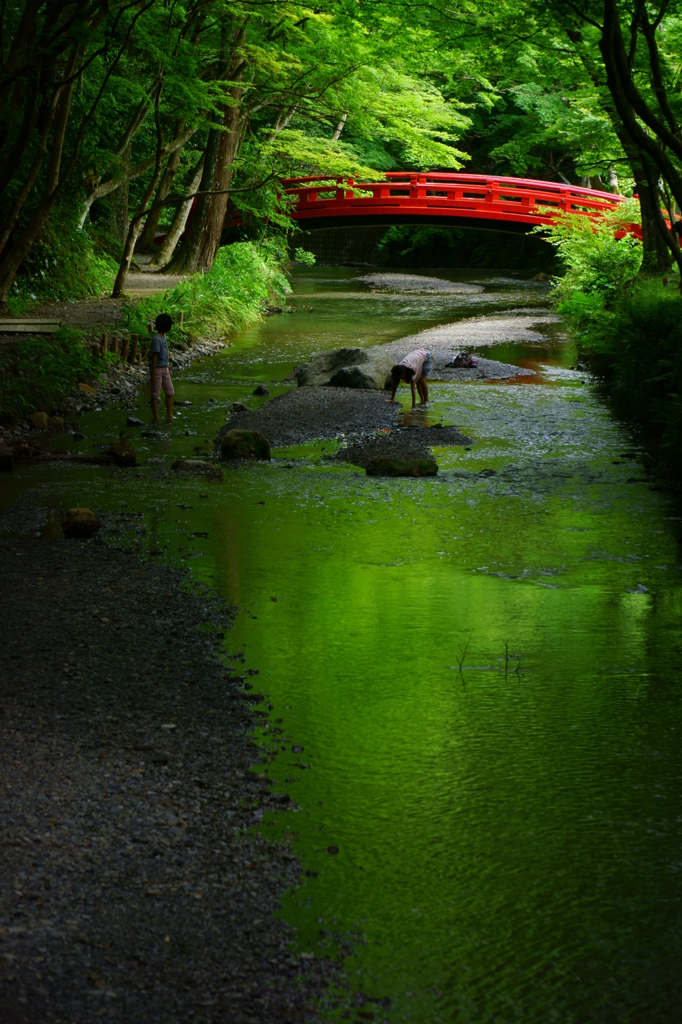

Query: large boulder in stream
left=298, top=346, right=394, bottom=391
left=62, top=508, right=101, bottom=539
left=366, top=457, right=438, bottom=478
left=221, top=429, right=271, bottom=461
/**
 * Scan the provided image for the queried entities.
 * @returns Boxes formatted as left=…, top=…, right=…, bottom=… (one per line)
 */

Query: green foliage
left=0, top=330, right=106, bottom=420
left=539, top=204, right=682, bottom=486
left=125, top=241, right=290, bottom=342
left=582, top=283, right=682, bottom=486
left=294, top=248, right=316, bottom=267
left=536, top=204, right=643, bottom=342
left=8, top=210, right=117, bottom=307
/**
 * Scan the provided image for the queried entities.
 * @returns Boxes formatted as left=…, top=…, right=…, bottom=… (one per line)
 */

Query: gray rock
left=253, top=384, right=270, bottom=396
left=126, top=415, right=144, bottom=427
left=232, top=402, right=249, bottom=413
left=328, top=364, right=384, bottom=390
left=297, top=347, right=369, bottom=387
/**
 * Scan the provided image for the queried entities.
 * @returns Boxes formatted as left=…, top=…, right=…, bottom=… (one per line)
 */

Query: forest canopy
left=2, top=0, right=682, bottom=307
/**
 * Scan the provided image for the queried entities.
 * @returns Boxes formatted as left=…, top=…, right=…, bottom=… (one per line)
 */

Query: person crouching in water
left=149, top=312, right=174, bottom=424
left=387, top=348, right=432, bottom=408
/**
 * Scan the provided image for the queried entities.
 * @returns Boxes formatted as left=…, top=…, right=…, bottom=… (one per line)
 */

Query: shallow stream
left=3, top=268, right=682, bottom=1023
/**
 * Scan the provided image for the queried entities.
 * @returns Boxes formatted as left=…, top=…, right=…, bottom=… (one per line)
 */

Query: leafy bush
left=125, top=240, right=291, bottom=342
left=540, top=205, right=682, bottom=489
left=294, top=247, right=316, bottom=267
left=537, top=201, right=643, bottom=330
left=586, top=283, right=682, bottom=484
left=7, top=208, right=117, bottom=311
left=0, top=330, right=107, bottom=420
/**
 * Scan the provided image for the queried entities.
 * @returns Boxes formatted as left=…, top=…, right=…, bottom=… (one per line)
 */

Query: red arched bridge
left=281, top=172, right=641, bottom=238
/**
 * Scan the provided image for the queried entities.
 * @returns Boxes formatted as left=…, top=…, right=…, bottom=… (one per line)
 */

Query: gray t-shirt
left=149, top=332, right=169, bottom=368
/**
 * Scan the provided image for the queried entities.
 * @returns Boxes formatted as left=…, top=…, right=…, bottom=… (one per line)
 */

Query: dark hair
left=391, top=364, right=413, bottom=384
left=155, top=312, right=173, bottom=333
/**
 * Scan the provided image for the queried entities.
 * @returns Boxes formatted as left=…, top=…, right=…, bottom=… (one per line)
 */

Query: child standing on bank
left=149, top=312, right=174, bottom=424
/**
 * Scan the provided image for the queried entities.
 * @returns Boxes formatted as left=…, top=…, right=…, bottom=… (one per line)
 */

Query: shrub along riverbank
left=540, top=208, right=682, bottom=491
left=575, top=283, right=682, bottom=487
left=0, top=241, right=290, bottom=423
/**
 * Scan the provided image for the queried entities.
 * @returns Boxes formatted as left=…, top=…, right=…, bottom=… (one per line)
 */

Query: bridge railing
left=281, top=172, right=641, bottom=237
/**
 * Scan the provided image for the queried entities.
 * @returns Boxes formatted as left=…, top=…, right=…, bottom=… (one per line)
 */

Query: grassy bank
left=124, top=240, right=290, bottom=344
left=0, top=241, right=290, bottom=423
left=540, top=208, right=682, bottom=489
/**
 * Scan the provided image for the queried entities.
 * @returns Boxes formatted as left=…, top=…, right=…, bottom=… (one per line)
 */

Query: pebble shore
left=0, top=537, right=336, bottom=1023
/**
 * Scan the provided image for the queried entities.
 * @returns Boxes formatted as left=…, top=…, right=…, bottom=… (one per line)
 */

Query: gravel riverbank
left=218, top=388, right=474, bottom=467
left=0, top=537, right=335, bottom=1024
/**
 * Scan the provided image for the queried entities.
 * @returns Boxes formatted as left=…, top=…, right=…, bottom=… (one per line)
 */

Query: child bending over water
left=387, top=348, right=432, bottom=408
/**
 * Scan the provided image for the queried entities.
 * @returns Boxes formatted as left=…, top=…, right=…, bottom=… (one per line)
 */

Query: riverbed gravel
left=0, top=537, right=336, bottom=1024
left=335, top=423, right=473, bottom=468
left=219, top=388, right=401, bottom=448
left=358, top=272, right=484, bottom=293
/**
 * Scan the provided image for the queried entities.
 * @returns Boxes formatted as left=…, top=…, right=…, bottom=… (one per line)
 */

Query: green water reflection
left=2, top=270, right=682, bottom=1022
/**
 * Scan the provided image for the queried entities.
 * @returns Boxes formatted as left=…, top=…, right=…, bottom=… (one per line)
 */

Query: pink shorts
left=151, top=367, right=174, bottom=401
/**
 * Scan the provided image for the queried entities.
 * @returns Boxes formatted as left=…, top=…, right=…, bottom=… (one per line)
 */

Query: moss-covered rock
left=366, top=457, right=438, bottom=477
left=221, top=429, right=271, bottom=461
left=61, top=508, right=101, bottom=539
left=30, top=411, right=49, bottom=430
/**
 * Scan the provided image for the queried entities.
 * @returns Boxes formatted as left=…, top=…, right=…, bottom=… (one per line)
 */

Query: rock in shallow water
left=30, top=411, right=49, bottom=430
left=126, top=415, right=144, bottom=427
left=328, top=364, right=384, bottom=390
left=297, top=347, right=369, bottom=387
left=61, top=507, right=101, bottom=538
left=221, top=429, right=271, bottom=461
left=366, top=457, right=438, bottom=478
left=253, top=384, right=270, bottom=396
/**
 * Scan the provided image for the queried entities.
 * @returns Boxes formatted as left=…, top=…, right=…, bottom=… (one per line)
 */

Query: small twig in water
left=505, top=642, right=508, bottom=674
left=515, top=658, right=522, bottom=675
left=456, top=641, right=470, bottom=673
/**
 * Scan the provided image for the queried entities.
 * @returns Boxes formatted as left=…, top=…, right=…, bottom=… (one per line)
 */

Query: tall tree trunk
left=165, top=125, right=220, bottom=274
left=108, top=142, right=130, bottom=246
left=0, top=74, right=75, bottom=310
left=112, top=87, right=166, bottom=297
left=152, top=152, right=205, bottom=267
left=166, top=20, right=247, bottom=275
left=196, top=77, right=244, bottom=270
left=331, top=113, right=347, bottom=141
left=634, top=167, right=671, bottom=271
left=572, top=37, right=672, bottom=271
left=137, top=139, right=183, bottom=252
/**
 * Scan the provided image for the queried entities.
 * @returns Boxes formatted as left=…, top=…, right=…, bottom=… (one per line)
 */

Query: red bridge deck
left=282, top=172, right=641, bottom=237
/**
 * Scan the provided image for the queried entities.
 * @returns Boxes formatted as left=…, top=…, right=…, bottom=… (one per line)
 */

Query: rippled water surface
left=3, top=268, right=682, bottom=1022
